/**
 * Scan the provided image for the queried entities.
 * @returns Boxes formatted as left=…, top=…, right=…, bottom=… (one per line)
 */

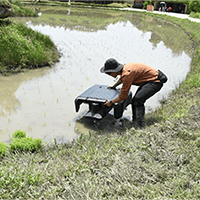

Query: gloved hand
left=104, top=100, right=114, bottom=107
left=107, top=85, right=116, bottom=89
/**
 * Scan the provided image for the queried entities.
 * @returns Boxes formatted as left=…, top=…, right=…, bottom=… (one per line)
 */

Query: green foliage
left=11, top=4, right=38, bottom=17
left=143, top=1, right=152, bottom=9
left=0, top=142, right=7, bottom=156
left=0, top=130, right=42, bottom=156
left=188, top=1, right=200, bottom=13
left=0, top=21, right=59, bottom=72
left=0, top=167, right=42, bottom=199
left=9, top=130, right=42, bottom=153
left=145, top=0, right=152, bottom=5
left=189, top=11, right=200, bottom=19
left=185, top=72, right=200, bottom=87
left=10, top=137, right=42, bottom=152
left=13, top=130, right=26, bottom=139
left=143, top=2, right=148, bottom=9
left=184, top=47, right=200, bottom=88
left=1, top=0, right=11, bottom=6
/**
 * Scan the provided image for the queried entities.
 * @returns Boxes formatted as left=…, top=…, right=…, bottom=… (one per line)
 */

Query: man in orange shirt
left=100, top=58, right=166, bottom=128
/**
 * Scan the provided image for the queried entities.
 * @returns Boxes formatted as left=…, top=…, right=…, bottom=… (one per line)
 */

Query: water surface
left=1, top=6, right=193, bottom=143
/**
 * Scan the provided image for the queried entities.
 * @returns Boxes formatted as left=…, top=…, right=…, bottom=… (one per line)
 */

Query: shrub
left=189, top=1, right=200, bottom=13
left=143, top=1, right=152, bottom=9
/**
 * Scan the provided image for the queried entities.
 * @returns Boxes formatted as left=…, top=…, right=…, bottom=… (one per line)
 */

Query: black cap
left=100, top=58, right=124, bottom=73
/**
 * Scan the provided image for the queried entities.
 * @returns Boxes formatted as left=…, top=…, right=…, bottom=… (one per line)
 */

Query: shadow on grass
left=75, top=114, right=132, bottom=135
left=0, top=19, right=11, bottom=26
left=145, top=115, right=164, bottom=127
left=75, top=113, right=163, bottom=136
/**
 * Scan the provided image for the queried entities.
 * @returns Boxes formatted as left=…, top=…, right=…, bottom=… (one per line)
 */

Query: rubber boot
left=134, top=106, right=145, bottom=129
left=132, top=105, right=136, bottom=123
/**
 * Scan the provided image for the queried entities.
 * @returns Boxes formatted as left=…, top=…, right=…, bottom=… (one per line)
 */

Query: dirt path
left=121, top=7, right=200, bottom=23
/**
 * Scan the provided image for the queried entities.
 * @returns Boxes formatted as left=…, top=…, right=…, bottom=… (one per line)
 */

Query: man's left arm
left=105, top=80, right=132, bottom=107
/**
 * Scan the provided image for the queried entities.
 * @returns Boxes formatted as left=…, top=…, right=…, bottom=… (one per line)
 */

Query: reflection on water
left=1, top=6, right=193, bottom=143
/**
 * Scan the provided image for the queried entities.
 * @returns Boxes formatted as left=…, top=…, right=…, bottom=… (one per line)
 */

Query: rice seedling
left=0, top=142, right=7, bottom=156
left=8, top=130, right=42, bottom=153
left=42, top=123, right=47, bottom=127
left=28, top=126, right=32, bottom=131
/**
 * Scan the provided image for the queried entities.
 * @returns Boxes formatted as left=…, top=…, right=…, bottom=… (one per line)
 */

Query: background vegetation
left=1, top=0, right=37, bottom=16
left=7, top=0, right=200, bottom=19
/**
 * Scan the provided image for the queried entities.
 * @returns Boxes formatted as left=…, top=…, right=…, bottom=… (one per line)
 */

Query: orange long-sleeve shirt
left=118, top=63, right=159, bottom=101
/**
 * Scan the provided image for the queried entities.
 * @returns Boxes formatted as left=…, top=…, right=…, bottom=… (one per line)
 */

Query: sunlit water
left=1, top=6, right=193, bottom=143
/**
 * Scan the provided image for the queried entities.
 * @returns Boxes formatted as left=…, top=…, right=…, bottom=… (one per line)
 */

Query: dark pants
left=132, top=82, right=163, bottom=107
left=132, top=82, right=163, bottom=127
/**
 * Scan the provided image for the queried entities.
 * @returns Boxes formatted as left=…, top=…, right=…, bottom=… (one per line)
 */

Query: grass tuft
left=12, top=130, right=26, bottom=139
left=189, top=11, right=200, bottom=19
left=0, top=142, right=7, bottom=157
left=10, top=137, right=42, bottom=152
left=10, top=130, right=42, bottom=153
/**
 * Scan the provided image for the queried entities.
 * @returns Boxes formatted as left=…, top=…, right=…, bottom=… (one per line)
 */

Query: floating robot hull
left=75, top=85, right=132, bottom=120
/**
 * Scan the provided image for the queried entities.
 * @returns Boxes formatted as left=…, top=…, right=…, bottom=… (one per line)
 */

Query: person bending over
left=100, top=58, right=167, bottom=128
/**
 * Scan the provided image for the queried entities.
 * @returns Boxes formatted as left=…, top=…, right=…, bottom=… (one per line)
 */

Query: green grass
left=1, top=131, right=200, bottom=199
left=12, top=4, right=38, bottom=17
left=189, top=12, right=200, bottom=19
left=0, top=20, right=60, bottom=73
left=1, top=0, right=38, bottom=17
left=1, top=0, right=11, bottom=6
left=0, top=3, right=200, bottom=200
left=12, top=130, right=26, bottom=139
left=0, top=142, right=7, bottom=156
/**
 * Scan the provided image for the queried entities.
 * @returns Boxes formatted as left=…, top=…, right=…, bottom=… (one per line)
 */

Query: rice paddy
left=0, top=6, right=193, bottom=143
left=0, top=4, right=200, bottom=199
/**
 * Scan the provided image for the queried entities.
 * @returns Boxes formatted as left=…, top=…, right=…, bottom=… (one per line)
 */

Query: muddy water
left=1, top=6, right=193, bottom=143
